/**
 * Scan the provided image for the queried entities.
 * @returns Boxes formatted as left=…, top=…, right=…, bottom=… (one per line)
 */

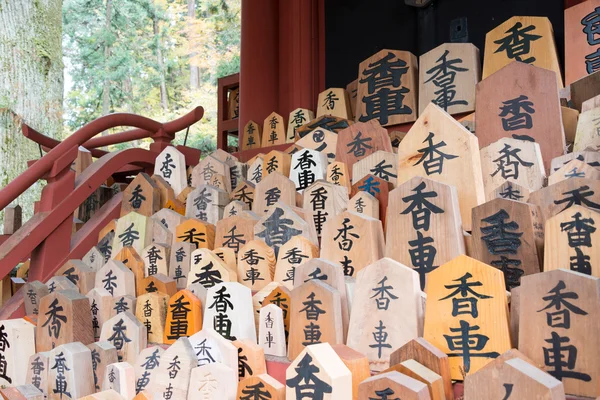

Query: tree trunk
left=153, top=15, right=169, bottom=111
left=0, top=0, right=64, bottom=227
left=188, top=0, right=200, bottom=89
left=102, top=0, right=112, bottom=125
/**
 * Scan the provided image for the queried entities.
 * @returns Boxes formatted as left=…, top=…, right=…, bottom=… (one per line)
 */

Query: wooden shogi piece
left=487, top=180, right=533, bottom=204
left=0, top=385, right=43, bottom=400
left=348, top=191, right=379, bottom=219
left=293, top=258, right=350, bottom=340
left=112, top=212, right=152, bottom=256
left=150, top=337, right=196, bottom=400
left=151, top=208, right=186, bottom=236
left=242, top=120, right=262, bottom=151
left=214, top=246, right=237, bottom=270
left=317, top=88, right=352, bottom=120
left=392, top=360, right=445, bottom=400
left=398, top=103, right=485, bottom=231
left=175, top=218, right=215, bottom=250
left=88, top=342, right=118, bottom=393
left=46, top=275, right=78, bottom=294
left=210, top=149, right=238, bottom=164
left=100, top=311, right=147, bottom=364
left=138, top=273, right=177, bottom=297
left=261, top=150, right=291, bottom=178
left=169, top=242, right=193, bottom=290
left=565, top=0, right=600, bottom=86
left=326, top=161, right=352, bottom=192
left=186, top=284, right=208, bottom=309
left=188, top=328, right=238, bottom=370
left=390, top=337, right=453, bottom=400
left=464, top=357, right=565, bottom=399
left=230, top=179, right=255, bottom=210
left=0, top=319, right=35, bottom=386
left=356, top=49, right=418, bottom=126
left=176, top=185, right=193, bottom=207
left=134, top=346, right=164, bottom=395
left=223, top=200, right=248, bottom=218
left=352, top=150, right=398, bottom=188
left=232, top=339, right=267, bottom=380
left=188, top=362, right=237, bottom=400
left=102, top=362, right=135, bottom=399
left=550, top=152, right=600, bottom=174
left=528, top=178, right=600, bottom=223
left=237, top=240, right=275, bottom=291
left=346, top=258, right=423, bottom=372
left=237, top=374, right=284, bottom=400
left=152, top=169, right=181, bottom=211
left=390, top=130, right=406, bottom=150
left=302, top=180, right=349, bottom=237
left=206, top=173, right=229, bottom=193
left=330, top=345, right=369, bottom=400
left=346, top=79, right=358, bottom=119
left=480, top=137, right=546, bottom=199
left=475, top=62, right=565, bottom=173
left=286, top=343, right=352, bottom=399
left=228, top=86, right=239, bottom=119
left=98, top=231, right=115, bottom=262
left=23, top=281, right=48, bottom=316
left=15, top=259, right=30, bottom=280
left=247, top=158, right=264, bottom=187
left=419, top=43, right=480, bottom=116
left=252, top=282, right=280, bottom=334
left=549, top=158, right=600, bottom=185
left=296, top=114, right=353, bottom=139
left=519, top=269, right=600, bottom=397
left=135, top=292, right=168, bottom=344
left=191, top=155, right=232, bottom=192
left=83, top=246, right=106, bottom=271
left=154, top=146, right=187, bottom=196
left=95, top=260, right=135, bottom=297
left=287, top=108, right=314, bottom=143
left=471, top=198, right=543, bottom=289
left=80, top=389, right=126, bottom=400
left=358, top=371, right=430, bottom=400
left=48, top=342, right=94, bottom=399
left=99, top=219, right=116, bottom=241
left=288, top=280, right=343, bottom=361
left=214, top=213, right=259, bottom=256
left=36, top=290, right=94, bottom=352
left=224, top=159, right=247, bottom=192
left=203, top=282, right=257, bottom=342
left=544, top=205, right=600, bottom=276
left=335, top=120, right=393, bottom=177
left=483, top=16, right=563, bottom=87
left=258, top=304, right=286, bottom=357
left=111, top=295, right=136, bottom=318
left=261, top=112, right=286, bottom=147
left=141, top=243, right=169, bottom=278
left=289, top=148, right=327, bottom=192
left=582, top=94, right=600, bottom=112
left=152, top=215, right=174, bottom=246
left=112, top=246, right=144, bottom=295
left=26, top=351, right=51, bottom=395
left=185, top=184, right=229, bottom=225
left=87, top=288, right=113, bottom=340
left=351, top=174, right=393, bottom=228
left=321, top=210, right=385, bottom=277
left=255, top=202, right=318, bottom=257
left=296, top=127, right=337, bottom=163
left=274, top=235, right=319, bottom=291
left=574, top=108, right=600, bottom=151
left=189, top=248, right=236, bottom=289
left=120, top=173, right=160, bottom=217
left=423, top=255, right=511, bottom=380
left=163, top=290, right=203, bottom=344
left=562, top=106, right=580, bottom=144
left=261, top=285, right=292, bottom=342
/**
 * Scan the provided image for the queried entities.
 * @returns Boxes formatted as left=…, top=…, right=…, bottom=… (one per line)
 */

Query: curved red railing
left=0, top=107, right=205, bottom=319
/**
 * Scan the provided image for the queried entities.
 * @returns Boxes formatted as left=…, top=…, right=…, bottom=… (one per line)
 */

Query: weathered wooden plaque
left=549, top=159, right=600, bottom=186
left=528, top=178, right=600, bottom=223
left=398, top=103, right=485, bottom=231
left=26, top=351, right=51, bottom=395
left=237, top=240, right=275, bottom=291
left=187, top=362, right=237, bottom=400
left=203, top=282, right=257, bottom=342
left=189, top=248, right=236, bottom=289
left=423, top=255, right=511, bottom=380
left=88, top=342, right=118, bottom=393
left=138, top=273, right=177, bottom=297
left=23, top=281, right=47, bottom=316
left=102, top=362, right=136, bottom=399
left=287, top=108, right=314, bottom=143
left=88, top=288, right=113, bottom=340
left=185, top=184, right=229, bottom=226
left=141, top=243, right=169, bottom=278
left=302, top=180, right=349, bottom=237
left=356, top=49, right=418, bottom=126
left=475, top=61, right=565, bottom=172
left=151, top=337, right=196, bottom=400
left=121, top=173, right=160, bottom=217
left=551, top=152, right=600, bottom=175
left=565, top=0, right=600, bottom=86
left=247, top=156, right=263, bottom=186
left=483, top=16, right=563, bottom=87
left=230, top=179, right=254, bottom=210
left=188, top=328, right=238, bottom=370
left=48, top=342, right=94, bottom=399
left=261, top=150, right=291, bottom=178
left=317, top=88, right=352, bottom=120
left=419, top=43, right=480, bottom=116
left=242, top=120, right=262, bottom=151
left=175, top=218, right=215, bottom=250
left=95, top=260, right=136, bottom=298
left=191, top=155, right=232, bottom=192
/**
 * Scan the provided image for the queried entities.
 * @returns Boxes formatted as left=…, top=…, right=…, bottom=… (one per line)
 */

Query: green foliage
left=63, top=0, right=241, bottom=155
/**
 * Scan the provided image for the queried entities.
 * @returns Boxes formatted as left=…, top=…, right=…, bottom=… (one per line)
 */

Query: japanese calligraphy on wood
left=336, top=120, right=393, bottom=176
left=247, top=156, right=263, bottom=186
left=175, top=218, right=215, bottom=250
left=0, top=319, right=35, bottom=386
left=88, top=342, right=118, bottom=393
left=151, top=337, right=196, bottom=400
left=528, top=178, right=600, bottom=223
left=290, top=148, right=327, bottom=192
left=112, top=212, right=152, bottom=257
left=317, top=88, right=352, bottom=120
left=326, top=161, right=352, bottom=192
left=135, top=292, right=168, bottom=344
left=188, top=362, right=237, bottom=399
left=100, top=311, right=147, bottom=364
left=48, top=342, right=94, bottom=399
left=574, top=107, right=600, bottom=151
left=203, top=282, right=257, bottom=342
left=154, top=146, right=187, bottom=196
left=191, top=156, right=232, bottom=193
left=164, top=289, right=203, bottom=344
left=215, top=213, right=258, bottom=256
left=262, top=112, right=286, bottom=147
left=121, top=173, right=160, bottom=217
left=303, top=180, right=348, bottom=238
left=287, top=108, right=314, bottom=143
left=259, top=304, right=286, bottom=357
left=296, top=127, right=337, bottom=163
left=565, top=0, right=600, bottom=86
left=242, top=120, right=262, bottom=151
left=237, top=240, right=275, bottom=291
left=186, top=184, right=229, bottom=225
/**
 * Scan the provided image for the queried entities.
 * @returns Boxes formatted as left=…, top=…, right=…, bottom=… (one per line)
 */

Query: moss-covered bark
left=0, top=0, right=63, bottom=230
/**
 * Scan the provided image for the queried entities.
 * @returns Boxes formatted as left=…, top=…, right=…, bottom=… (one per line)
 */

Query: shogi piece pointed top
left=528, top=178, right=600, bottom=223
left=398, top=103, right=484, bottom=231
left=112, top=212, right=152, bottom=256
left=175, top=218, right=215, bottom=250
left=258, top=304, right=287, bottom=357
left=296, top=114, right=353, bottom=139
left=290, top=148, right=328, bottom=192
left=188, top=247, right=237, bottom=290
left=518, top=269, right=600, bottom=397
left=188, top=328, right=238, bottom=371
left=95, top=260, right=136, bottom=298
left=326, top=161, right=351, bottom=192
left=23, top=280, right=48, bottom=316
left=286, top=343, right=352, bottom=399
left=211, top=149, right=238, bottom=164
left=164, top=289, right=203, bottom=344
left=348, top=191, right=379, bottom=219
left=475, top=61, right=565, bottom=173
left=0, top=319, right=36, bottom=386
left=121, top=173, right=160, bottom=217
left=102, top=362, right=136, bottom=399
left=203, top=282, right=257, bottom=343
left=423, top=255, right=511, bottom=380
left=134, top=345, right=164, bottom=395
left=48, top=342, right=94, bottom=399
left=191, top=155, right=232, bottom=192
left=335, top=120, right=393, bottom=175
left=352, top=150, right=398, bottom=188
left=419, top=43, right=480, bottom=116
left=317, top=88, right=352, bottom=120
left=262, top=150, right=291, bottom=178
left=565, top=0, right=600, bottom=86
left=574, top=107, right=600, bottom=152
left=230, top=179, right=255, bottom=210
left=549, top=158, right=600, bottom=186
left=185, top=184, right=230, bottom=225
left=187, top=362, right=237, bottom=399
left=262, top=112, right=286, bottom=147
left=273, top=236, right=319, bottom=291
left=356, top=49, right=418, bottom=126
left=237, top=240, right=275, bottom=291
left=214, top=213, right=259, bottom=256
left=287, top=108, right=315, bottom=143
left=99, top=311, right=147, bottom=364
left=358, top=371, right=431, bottom=400
left=296, top=127, right=338, bottom=163
left=247, top=157, right=264, bottom=186
left=483, top=16, right=563, bottom=87
left=242, top=120, right=262, bottom=151
left=150, top=337, right=196, bottom=400
left=138, top=273, right=177, bottom=297
left=154, top=146, right=187, bottom=196
left=488, top=180, right=531, bottom=203
left=238, top=374, right=285, bottom=400
left=56, top=260, right=96, bottom=295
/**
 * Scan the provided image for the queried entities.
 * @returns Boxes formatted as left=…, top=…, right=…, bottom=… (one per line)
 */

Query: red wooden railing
left=0, top=107, right=205, bottom=318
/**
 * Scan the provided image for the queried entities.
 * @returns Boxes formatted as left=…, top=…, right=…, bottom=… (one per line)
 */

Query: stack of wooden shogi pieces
left=8, top=9, right=600, bottom=400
